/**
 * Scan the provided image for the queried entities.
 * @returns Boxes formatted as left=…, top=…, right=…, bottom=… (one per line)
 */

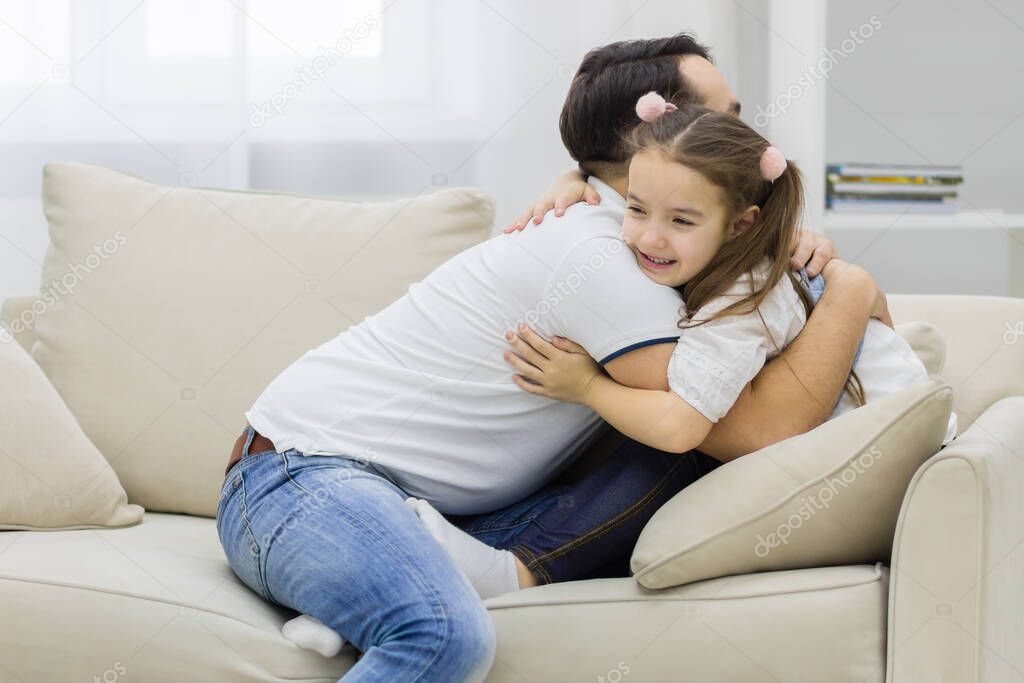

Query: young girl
left=503, top=92, right=957, bottom=453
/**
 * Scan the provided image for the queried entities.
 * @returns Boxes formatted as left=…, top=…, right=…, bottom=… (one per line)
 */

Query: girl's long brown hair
left=627, top=103, right=865, bottom=406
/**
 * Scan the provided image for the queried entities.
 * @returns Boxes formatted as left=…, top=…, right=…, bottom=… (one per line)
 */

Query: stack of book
left=826, top=163, right=963, bottom=213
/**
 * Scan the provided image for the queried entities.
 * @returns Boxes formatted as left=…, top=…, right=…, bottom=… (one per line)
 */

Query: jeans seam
left=223, top=448, right=280, bottom=483
left=460, top=515, right=540, bottom=536
left=236, top=462, right=275, bottom=604
left=276, top=452, right=455, bottom=679
left=511, top=544, right=553, bottom=584
left=528, top=458, right=686, bottom=569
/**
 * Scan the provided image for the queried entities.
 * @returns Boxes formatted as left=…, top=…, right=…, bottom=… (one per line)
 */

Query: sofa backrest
left=8, top=294, right=1019, bottom=437
left=3, top=173, right=1020, bottom=517
left=889, top=294, right=1024, bottom=431
left=1, top=162, right=494, bottom=517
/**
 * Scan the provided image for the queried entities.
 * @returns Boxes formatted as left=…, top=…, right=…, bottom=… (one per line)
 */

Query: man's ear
left=729, top=205, right=759, bottom=239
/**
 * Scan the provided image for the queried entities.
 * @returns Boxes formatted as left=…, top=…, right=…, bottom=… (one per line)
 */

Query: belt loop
left=241, top=425, right=257, bottom=458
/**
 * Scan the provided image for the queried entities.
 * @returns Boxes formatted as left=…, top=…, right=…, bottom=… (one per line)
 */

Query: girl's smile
left=637, top=250, right=678, bottom=270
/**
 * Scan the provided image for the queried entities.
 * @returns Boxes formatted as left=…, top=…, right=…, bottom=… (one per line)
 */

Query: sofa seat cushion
left=0, top=512, right=353, bottom=682
left=484, top=564, right=889, bottom=683
left=0, top=512, right=888, bottom=682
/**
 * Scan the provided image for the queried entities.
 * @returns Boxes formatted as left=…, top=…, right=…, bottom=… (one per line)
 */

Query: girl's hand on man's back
left=503, top=169, right=601, bottom=233
left=502, top=324, right=601, bottom=404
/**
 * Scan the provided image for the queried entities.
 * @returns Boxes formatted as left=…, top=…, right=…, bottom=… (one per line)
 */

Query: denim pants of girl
left=217, top=426, right=721, bottom=682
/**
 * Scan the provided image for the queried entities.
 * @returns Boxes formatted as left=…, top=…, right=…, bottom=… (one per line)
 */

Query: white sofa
left=1, top=163, right=1022, bottom=682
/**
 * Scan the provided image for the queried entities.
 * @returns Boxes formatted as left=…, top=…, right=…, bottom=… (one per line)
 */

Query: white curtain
left=0, top=0, right=741, bottom=301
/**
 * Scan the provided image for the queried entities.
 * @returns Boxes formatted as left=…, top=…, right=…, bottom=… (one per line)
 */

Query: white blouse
left=667, top=260, right=805, bottom=423
left=667, top=259, right=957, bottom=444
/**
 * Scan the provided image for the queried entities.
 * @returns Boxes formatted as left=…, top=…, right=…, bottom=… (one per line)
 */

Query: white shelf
left=821, top=208, right=1024, bottom=298
left=824, top=210, right=1024, bottom=231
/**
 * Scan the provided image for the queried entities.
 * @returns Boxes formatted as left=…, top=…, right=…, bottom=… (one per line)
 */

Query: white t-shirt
left=832, top=318, right=958, bottom=445
left=667, top=260, right=958, bottom=442
left=246, top=178, right=684, bottom=514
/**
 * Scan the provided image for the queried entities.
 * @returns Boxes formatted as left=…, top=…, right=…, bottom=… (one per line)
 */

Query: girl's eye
left=673, top=217, right=694, bottom=226
left=627, top=205, right=645, bottom=214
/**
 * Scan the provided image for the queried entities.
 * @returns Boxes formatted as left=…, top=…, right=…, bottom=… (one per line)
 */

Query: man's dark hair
left=559, top=33, right=711, bottom=173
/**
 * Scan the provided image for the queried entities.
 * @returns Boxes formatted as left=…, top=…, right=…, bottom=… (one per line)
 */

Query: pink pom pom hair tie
left=635, top=91, right=678, bottom=122
left=759, top=145, right=787, bottom=182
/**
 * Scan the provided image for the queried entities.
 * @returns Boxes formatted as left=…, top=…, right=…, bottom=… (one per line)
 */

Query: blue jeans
left=218, top=426, right=719, bottom=680
left=216, top=427, right=496, bottom=682
left=449, top=435, right=721, bottom=583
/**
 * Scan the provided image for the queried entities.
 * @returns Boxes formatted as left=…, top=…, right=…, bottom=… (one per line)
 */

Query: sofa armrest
left=1, top=294, right=38, bottom=354
left=887, top=396, right=1024, bottom=683
left=888, top=294, right=1024, bottom=431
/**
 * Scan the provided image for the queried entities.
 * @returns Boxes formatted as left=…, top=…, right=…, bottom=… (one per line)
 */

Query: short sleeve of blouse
left=667, top=271, right=806, bottom=422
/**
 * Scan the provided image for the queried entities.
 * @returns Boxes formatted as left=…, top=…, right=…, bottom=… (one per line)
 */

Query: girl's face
left=622, top=148, right=750, bottom=288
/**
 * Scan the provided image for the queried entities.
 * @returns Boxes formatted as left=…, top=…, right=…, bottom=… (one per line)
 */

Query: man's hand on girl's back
left=820, top=259, right=893, bottom=328
left=790, top=229, right=836, bottom=277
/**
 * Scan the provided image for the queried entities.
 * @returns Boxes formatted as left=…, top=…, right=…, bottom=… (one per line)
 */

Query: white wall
left=823, top=0, right=1024, bottom=296
left=826, top=0, right=1024, bottom=215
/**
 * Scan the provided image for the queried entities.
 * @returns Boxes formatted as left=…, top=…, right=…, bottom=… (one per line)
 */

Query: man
left=217, top=33, right=883, bottom=681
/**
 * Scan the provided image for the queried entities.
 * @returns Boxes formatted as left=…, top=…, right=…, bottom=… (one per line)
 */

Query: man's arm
left=699, top=262, right=877, bottom=461
left=604, top=261, right=881, bottom=462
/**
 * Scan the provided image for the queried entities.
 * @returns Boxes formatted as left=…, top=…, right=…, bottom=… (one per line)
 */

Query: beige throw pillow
left=31, top=162, right=493, bottom=517
left=894, top=320, right=946, bottom=376
left=631, top=378, right=953, bottom=589
left=0, top=328, right=143, bottom=529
